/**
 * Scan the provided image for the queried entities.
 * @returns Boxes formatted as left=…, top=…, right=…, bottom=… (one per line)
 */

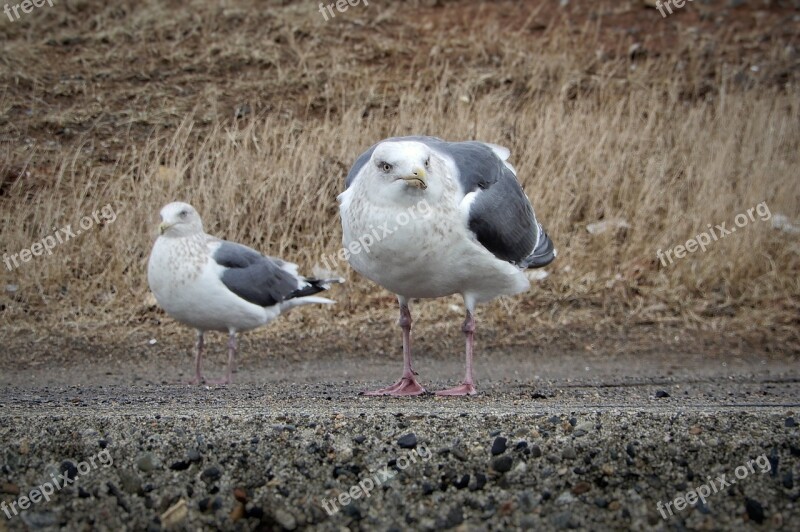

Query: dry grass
left=1, top=0, right=798, bottom=353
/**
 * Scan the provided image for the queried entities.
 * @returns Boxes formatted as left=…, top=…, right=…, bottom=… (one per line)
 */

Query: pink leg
left=436, top=311, right=478, bottom=396
left=362, top=302, right=427, bottom=396
left=187, top=331, right=206, bottom=384
left=207, top=332, right=236, bottom=385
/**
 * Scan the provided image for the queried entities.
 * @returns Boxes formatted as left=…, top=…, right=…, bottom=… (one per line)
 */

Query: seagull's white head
left=158, top=202, right=204, bottom=237
left=364, top=140, right=448, bottom=203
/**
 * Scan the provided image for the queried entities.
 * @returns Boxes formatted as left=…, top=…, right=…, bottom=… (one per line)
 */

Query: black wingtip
left=523, top=230, right=556, bottom=269
left=287, top=277, right=343, bottom=300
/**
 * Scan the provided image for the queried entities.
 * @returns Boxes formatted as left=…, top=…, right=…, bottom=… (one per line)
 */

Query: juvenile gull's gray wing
left=212, top=241, right=326, bottom=307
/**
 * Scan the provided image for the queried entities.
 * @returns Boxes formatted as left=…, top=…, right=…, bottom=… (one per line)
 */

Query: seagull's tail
left=520, top=224, right=556, bottom=269
left=284, top=271, right=344, bottom=305
left=279, top=295, right=336, bottom=312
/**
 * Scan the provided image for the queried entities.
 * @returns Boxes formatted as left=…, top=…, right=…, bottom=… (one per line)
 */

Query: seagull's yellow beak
left=158, top=221, right=173, bottom=235
left=401, top=167, right=427, bottom=189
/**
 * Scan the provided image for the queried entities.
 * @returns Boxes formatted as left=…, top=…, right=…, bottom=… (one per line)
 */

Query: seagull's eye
left=179, top=210, right=188, bottom=218
left=379, top=162, right=393, bottom=173
left=424, top=158, right=430, bottom=169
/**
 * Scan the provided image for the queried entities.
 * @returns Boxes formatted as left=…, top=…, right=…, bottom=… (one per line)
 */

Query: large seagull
left=148, top=202, right=341, bottom=384
left=339, top=136, right=555, bottom=396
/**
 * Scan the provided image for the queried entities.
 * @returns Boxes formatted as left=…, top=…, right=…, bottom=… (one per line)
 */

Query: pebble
left=229, top=502, right=245, bottom=522
left=572, top=481, right=591, bottom=495
left=491, top=437, right=507, bottom=455
left=170, top=460, right=190, bottom=471
left=274, top=509, right=297, bottom=530
left=20, top=511, right=59, bottom=528
left=518, top=490, right=537, bottom=511
left=136, top=453, right=160, bottom=472
left=745, top=498, right=765, bottom=524
left=119, top=471, right=143, bottom=495
left=160, top=499, right=188, bottom=528
left=626, top=443, right=636, bottom=458
left=555, top=491, right=576, bottom=505
left=201, top=466, right=222, bottom=483
left=551, top=511, right=576, bottom=529
left=437, top=506, right=463, bottom=529
left=786, top=417, right=797, bottom=427
left=187, top=449, right=202, bottom=463
left=655, top=390, right=670, bottom=398
left=573, top=426, right=589, bottom=437
left=594, top=497, right=608, bottom=508
left=397, top=433, right=417, bottom=449
left=451, top=445, right=467, bottom=461
left=470, top=472, right=487, bottom=491
left=492, top=455, right=513, bottom=473
left=60, top=460, right=79, bottom=480
left=0, top=483, right=19, bottom=495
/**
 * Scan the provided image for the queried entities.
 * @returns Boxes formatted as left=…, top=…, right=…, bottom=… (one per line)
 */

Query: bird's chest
left=342, top=197, right=471, bottom=296
left=148, top=238, right=207, bottom=298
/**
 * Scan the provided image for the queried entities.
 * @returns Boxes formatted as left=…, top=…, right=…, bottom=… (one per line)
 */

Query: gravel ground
left=1, top=347, right=798, bottom=531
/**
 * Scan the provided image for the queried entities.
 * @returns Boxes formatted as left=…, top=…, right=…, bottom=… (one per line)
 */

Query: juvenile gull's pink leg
left=187, top=330, right=206, bottom=385
left=207, top=332, right=237, bottom=385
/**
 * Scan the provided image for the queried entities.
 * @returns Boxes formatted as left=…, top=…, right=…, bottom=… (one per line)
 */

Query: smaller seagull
left=147, top=202, right=341, bottom=384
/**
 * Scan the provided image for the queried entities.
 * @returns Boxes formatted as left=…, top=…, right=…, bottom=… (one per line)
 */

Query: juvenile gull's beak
left=158, top=221, right=172, bottom=235
left=401, top=167, right=427, bottom=189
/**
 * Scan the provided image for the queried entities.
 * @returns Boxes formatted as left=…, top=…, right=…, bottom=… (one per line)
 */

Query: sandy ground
left=1, top=335, right=798, bottom=531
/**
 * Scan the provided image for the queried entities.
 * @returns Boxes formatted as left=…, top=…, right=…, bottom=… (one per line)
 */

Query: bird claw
left=361, top=376, right=427, bottom=396
left=435, top=383, right=477, bottom=396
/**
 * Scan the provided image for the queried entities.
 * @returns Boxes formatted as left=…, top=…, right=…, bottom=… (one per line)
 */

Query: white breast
left=340, top=186, right=529, bottom=302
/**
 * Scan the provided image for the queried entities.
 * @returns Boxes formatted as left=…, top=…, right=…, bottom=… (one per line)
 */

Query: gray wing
left=440, top=141, right=555, bottom=268
left=212, top=241, right=325, bottom=307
